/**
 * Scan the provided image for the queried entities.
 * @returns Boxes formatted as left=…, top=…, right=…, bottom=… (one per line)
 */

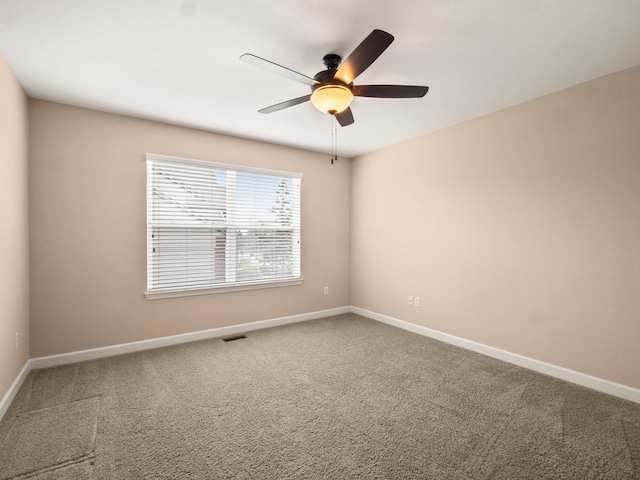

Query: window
left=146, top=154, right=302, bottom=299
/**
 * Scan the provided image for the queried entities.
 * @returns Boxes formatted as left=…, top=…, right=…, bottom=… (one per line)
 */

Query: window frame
left=145, top=153, right=302, bottom=300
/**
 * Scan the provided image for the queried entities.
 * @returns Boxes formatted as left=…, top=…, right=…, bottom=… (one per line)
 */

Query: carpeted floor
left=1, top=313, right=639, bottom=479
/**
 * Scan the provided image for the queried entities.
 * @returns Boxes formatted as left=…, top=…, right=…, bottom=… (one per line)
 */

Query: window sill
left=145, top=278, right=303, bottom=300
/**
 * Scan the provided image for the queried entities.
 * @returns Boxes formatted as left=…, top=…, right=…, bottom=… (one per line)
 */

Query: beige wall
left=29, top=100, right=351, bottom=357
left=0, top=55, right=30, bottom=401
left=351, top=65, right=640, bottom=389
left=14, top=61, right=640, bottom=394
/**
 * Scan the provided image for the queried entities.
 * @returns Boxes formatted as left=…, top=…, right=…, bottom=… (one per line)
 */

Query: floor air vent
left=222, top=334, right=247, bottom=342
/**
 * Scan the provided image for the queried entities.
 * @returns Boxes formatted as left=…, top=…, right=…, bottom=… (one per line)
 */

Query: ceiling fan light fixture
left=310, top=85, right=354, bottom=114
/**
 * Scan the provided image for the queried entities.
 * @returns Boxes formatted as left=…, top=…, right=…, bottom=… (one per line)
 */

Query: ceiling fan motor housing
left=312, top=70, right=352, bottom=90
left=312, top=55, right=353, bottom=92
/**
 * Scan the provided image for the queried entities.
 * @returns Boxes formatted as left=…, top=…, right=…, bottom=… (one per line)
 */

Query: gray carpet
left=1, top=313, right=639, bottom=479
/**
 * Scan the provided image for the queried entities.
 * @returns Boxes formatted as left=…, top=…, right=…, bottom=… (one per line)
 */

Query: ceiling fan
left=240, top=29, right=429, bottom=127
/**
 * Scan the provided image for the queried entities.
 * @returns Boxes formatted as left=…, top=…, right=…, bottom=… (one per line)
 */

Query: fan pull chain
left=330, top=114, right=338, bottom=165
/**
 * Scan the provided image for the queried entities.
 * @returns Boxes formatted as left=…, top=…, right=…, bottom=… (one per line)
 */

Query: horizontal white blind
left=147, top=154, right=301, bottom=296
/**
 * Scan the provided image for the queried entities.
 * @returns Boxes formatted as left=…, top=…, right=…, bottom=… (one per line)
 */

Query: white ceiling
left=2, top=0, right=640, bottom=158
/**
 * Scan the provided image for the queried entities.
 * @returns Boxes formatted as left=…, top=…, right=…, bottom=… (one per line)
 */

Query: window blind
left=146, top=154, right=302, bottom=298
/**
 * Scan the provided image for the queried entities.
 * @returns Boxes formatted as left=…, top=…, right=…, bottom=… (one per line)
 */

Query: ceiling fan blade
left=240, top=53, right=317, bottom=86
left=258, top=95, right=311, bottom=114
left=334, top=29, right=394, bottom=85
left=353, top=85, right=429, bottom=98
left=335, top=107, right=354, bottom=127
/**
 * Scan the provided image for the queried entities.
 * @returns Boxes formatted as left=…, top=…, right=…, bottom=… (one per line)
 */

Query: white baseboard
left=0, top=360, right=32, bottom=421
left=30, top=306, right=351, bottom=370
left=351, top=306, right=640, bottom=404
left=4, top=304, right=638, bottom=421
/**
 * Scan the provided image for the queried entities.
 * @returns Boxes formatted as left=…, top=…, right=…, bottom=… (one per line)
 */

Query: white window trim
left=145, top=153, right=302, bottom=300
left=144, top=278, right=303, bottom=300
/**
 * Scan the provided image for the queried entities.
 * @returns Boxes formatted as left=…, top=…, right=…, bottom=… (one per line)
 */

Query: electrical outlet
left=15, top=333, right=19, bottom=349
left=414, top=297, right=421, bottom=307
left=408, top=296, right=413, bottom=306
left=324, top=286, right=329, bottom=296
